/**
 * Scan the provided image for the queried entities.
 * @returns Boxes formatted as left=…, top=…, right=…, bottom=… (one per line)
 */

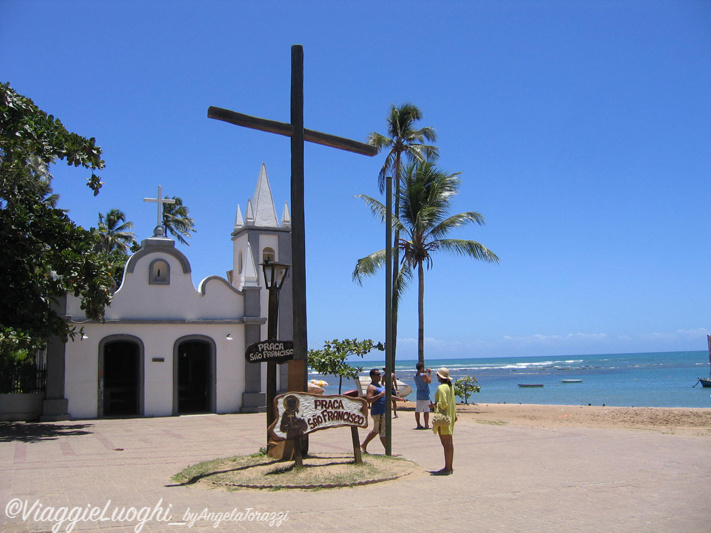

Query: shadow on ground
left=0, top=421, right=94, bottom=443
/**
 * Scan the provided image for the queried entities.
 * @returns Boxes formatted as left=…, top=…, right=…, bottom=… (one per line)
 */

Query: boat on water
left=561, top=379, right=583, bottom=383
left=694, top=335, right=711, bottom=388
left=518, top=384, right=544, bottom=388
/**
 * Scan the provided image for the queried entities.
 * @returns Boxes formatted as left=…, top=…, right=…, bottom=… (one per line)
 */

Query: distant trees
left=0, top=83, right=112, bottom=359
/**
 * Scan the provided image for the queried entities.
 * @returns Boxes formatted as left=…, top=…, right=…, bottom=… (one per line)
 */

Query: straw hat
left=436, top=368, right=451, bottom=380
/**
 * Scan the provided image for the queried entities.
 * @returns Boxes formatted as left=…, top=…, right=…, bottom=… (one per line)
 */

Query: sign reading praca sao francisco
left=245, top=340, right=294, bottom=364
left=269, top=393, right=368, bottom=441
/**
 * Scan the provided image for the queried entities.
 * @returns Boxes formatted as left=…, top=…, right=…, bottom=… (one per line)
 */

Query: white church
left=41, top=163, right=292, bottom=420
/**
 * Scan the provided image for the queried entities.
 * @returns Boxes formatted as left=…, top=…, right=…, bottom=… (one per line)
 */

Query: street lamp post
left=261, top=259, right=291, bottom=438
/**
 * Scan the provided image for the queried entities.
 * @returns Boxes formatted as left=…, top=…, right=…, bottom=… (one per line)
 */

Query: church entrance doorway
left=102, top=340, right=140, bottom=416
left=177, top=340, right=212, bottom=414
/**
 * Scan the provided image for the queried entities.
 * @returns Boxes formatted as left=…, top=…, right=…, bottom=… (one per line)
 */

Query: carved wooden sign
left=269, top=392, right=368, bottom=441
left=245, top=340, right=294, bottom=364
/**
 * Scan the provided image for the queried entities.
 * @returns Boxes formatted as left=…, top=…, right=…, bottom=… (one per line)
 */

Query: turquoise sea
left=308, top=351, right=711, bottom=408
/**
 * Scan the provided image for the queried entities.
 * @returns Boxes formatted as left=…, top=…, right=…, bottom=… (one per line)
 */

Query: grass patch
left=172, top=453, right=419, bottom=491
left=475, top=419, right=508, bottom=425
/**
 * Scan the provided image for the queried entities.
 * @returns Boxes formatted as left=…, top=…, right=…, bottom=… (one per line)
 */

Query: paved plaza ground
left=1, top=408, right=709, bottom=532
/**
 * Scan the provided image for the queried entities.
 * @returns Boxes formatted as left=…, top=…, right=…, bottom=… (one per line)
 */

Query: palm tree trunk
left=417, top=260, right=425, bottom=366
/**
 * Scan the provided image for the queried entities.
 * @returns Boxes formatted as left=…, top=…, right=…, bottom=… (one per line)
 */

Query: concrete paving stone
left=0, top=413, right=710, bottom=532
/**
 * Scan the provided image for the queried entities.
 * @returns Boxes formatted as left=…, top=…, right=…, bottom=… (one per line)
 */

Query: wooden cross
left=143, top=185, right=175, bottom=236
left=208, top=45, right=377, bottom=393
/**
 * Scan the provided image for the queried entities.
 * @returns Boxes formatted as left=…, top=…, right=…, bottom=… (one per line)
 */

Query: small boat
left=518, top=384, right=544, bottom=388
left=561, top=379, right=583, bottom=384
left=693, top=335, right=711, bottom=388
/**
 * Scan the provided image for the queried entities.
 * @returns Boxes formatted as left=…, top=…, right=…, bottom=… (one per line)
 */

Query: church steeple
left=251, top=162, right=279, bottom=227
left=231, top=163, right=290, bottom=291
left=281, top=202, right=291, bottom=228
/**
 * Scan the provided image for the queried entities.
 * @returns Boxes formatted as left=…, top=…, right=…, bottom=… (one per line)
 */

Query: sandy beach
left=453, top=402, right=711, bottom=434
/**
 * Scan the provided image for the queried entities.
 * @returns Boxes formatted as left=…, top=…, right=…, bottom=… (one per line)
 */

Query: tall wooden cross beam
left=208, top=45, right=377, bottom=395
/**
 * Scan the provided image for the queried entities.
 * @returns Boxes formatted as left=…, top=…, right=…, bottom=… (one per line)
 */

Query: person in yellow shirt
left=430, top=368, right=456, bottom=475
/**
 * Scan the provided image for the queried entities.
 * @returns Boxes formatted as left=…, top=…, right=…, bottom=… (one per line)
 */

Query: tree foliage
left=162, top=196, right=196, bottom=245
left=355, top=160, right=499, bottom=365
left=0, top=82, right=112, bottom=359
left=96, top=208, right=138, bottom=287
left=361, top=104, right=438, bottom=362
left=454, top=376, right=481, bottom=404
left=308, top=339, right=378, bottom=394
left=97, top=208, right=136, bottom=254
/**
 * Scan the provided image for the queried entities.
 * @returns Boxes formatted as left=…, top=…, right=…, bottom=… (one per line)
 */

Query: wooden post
left=351, top=426, right=363, bottom=464
left=207, top=46, right=377, bottom=456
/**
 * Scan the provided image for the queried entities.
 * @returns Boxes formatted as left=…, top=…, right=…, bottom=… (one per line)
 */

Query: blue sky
left=3, top=1, right=710, bottom=360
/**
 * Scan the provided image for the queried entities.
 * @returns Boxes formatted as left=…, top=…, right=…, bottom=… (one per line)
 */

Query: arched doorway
left=175, top=339, right=214, bottom=414
left=101, top=340, right=141, bottom=416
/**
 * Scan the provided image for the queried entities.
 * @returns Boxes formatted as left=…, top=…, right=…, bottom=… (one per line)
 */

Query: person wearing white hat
left=429, top=367, right=456, bottom=474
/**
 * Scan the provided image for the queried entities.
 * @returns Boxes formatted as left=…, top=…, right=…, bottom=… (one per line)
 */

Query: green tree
left=356, top=161, right=499, bottom=365
left=454, top=376, right=481, bottom=404
left=162, top=196, right=196, bottom=245
left=97, top=208, right=136, bottom=254
left=308, top=339, right=377, bottom=394
left=95, top=209, right=137, bottom=286
left=0, top=82, right=112, bottom=359
left=362, top=104, right=438, bottom=361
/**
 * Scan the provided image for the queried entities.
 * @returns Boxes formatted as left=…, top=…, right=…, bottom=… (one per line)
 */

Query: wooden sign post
left=269, top=392, right=368, bottom=466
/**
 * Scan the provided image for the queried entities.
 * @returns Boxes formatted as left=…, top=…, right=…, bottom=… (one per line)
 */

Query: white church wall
left=63, top=322, right=247, bottom=419
left=57, top=164, right=289, bottom=420
left=64, top=332, right=100, bottom=419
left=141, top=325, right=176, bottom=417
left=215, top=327, right=246, bottom=413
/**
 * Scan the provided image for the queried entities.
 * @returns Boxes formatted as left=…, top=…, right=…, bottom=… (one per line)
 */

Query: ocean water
left=308, top=351, right=711, bottom=408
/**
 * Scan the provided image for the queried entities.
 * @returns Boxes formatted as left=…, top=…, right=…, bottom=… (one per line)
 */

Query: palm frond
left=438, top=239, right=500, bottom=263
left=352, top=249, right=387, bottom=285
left=429, top=211, right=486, bottom=240
left=162, top=196, right=196, bottom=246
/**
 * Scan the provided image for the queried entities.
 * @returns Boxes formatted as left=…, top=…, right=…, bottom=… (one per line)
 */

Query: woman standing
left=430, top=368, right=456, bottom=475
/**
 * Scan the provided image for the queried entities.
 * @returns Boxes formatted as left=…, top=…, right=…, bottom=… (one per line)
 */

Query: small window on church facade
left=149, top=259, right=170, bottom=285
left=237, top=250, right=243, bottom=274
left=263, top=247, right=275, bottom=263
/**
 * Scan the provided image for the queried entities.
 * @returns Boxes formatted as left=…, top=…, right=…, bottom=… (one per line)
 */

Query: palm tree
left=356, top=161, right=499, bottom=365
left=162, top=196, right=196, bottom=246
left=97, top=208, right=136, bottom=254
left=367, top=103, right=439, bottom=194
left=365, top=104, right=438, bottom=358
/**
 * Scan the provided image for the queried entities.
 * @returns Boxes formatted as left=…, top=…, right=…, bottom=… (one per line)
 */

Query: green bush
left=454, top=376, right=480, bottom=404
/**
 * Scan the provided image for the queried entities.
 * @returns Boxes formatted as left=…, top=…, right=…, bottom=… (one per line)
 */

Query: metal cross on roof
left=144, top=185, right=175, bottom=237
